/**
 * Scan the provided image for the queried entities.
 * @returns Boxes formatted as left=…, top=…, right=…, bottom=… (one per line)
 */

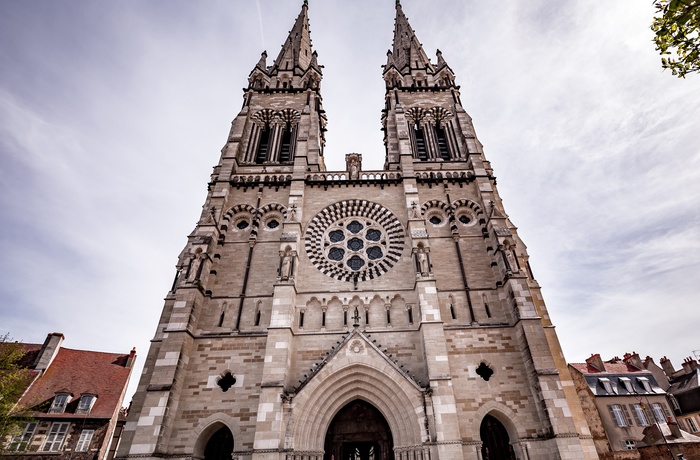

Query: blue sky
left=1, top=0, right=699, bottom=402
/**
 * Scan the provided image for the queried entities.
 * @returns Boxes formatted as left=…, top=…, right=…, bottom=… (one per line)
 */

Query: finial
left=304, top=0, right=308, bottom=5
left=396, top=0, right=401, bottom=8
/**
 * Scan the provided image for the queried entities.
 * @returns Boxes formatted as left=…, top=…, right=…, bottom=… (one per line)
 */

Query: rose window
left=305, top=200, right=405, bottom=282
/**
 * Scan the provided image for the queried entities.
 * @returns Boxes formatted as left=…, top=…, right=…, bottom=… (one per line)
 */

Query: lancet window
left=248, top=109, right=300, bottom=164
left=406, top=107, right=456, bottom=161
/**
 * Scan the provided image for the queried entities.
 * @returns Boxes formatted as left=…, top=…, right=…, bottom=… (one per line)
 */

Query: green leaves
left=651, top=0, right=700, bottom=77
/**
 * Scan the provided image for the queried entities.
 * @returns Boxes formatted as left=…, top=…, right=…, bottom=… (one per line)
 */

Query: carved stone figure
left=416, top=247, right=430, bottom=275
left=280, top=249, right=294, bottom=280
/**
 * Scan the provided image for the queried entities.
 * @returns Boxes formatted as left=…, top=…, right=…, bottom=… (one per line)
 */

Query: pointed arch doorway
left=324, top=399, right=394, bottom=460
left=480, top=415, right=515, bottom=460
left=204, top=426, right=234, bottom=460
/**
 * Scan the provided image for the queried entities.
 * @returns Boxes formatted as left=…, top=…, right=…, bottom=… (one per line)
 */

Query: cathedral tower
left=118, top=3, right=597, bottom=460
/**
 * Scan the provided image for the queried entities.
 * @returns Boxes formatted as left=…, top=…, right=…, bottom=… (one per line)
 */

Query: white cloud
left=1, top=0, right=699, bottom=403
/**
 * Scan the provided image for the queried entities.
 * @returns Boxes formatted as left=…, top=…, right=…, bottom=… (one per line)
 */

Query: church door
left=204, top=426, right=234, bottom=460
left=480, top=415, right=515, bottom=460
left=324, top=400, right=393, bottom=460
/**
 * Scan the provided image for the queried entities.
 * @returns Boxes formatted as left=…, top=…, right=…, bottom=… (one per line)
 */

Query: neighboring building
left=569, top=352, right=700, bottom=459
left=117, top=2, right=597, bottom=460
left=1, top=333, right=135, bottom=460
left=662, top=356, right=700, bottom=436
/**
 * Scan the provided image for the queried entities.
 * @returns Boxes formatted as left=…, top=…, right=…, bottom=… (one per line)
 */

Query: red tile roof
left=18, top=347, right=133, bottom=419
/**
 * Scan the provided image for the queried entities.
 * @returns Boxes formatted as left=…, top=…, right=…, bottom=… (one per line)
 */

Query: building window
left=632, top=404, right=650, bottom=426
left=42, top=422, right=70, bottom=452
left=414, top=124, right=427, bottom=161
left=75, top=394, right=96, bottom=414
left=687, top=416, right=699, bottom=432
left=619, top=377, right=633, bottom=393
left=610, top=404, right=629, bottom=427
left=623, top=440, right=636, bottom=450
left=600, top=378, right=614, bottom=394
left=669, top=394, right=680, bottom=411
left=49, top=393, right=71, bottom=414
left=8, top=422, right=37, bottom=451
left=279, top=124, right=293, bottom=162
left=637, top=377, right=652, bottom=393
left=652, top=403, right=669, bottom=423
left=255, top=125, right=270, bottom=164
left=435, top=123, right=450, bottom=160
left=75, top=429, right=94, bottom=452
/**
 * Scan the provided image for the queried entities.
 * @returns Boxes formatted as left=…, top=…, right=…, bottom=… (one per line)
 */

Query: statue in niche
left=411, top=201, right=420, bottom=219
left=505, top=247, right=519, bottom=273
left=415, top=246, right=430, bottom=276
left=345, top=153, right=362, bottom=180
left=280, top=247, right=294, bottom=281
left=187, top=250, right=204, bottom=283
left=286, top=204, right=297, bottom=222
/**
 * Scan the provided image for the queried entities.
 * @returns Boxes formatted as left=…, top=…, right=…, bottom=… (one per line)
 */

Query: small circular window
left=455, top=209, right=477, bottom=227
left=429, top=216, right=442, bottom=225
left=267, top=219, right=280, bottom=229
left=236, top=220, right=250, bottom=230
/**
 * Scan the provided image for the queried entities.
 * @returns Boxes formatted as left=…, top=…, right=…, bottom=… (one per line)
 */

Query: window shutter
left=621, top=404, right=634, bottom=426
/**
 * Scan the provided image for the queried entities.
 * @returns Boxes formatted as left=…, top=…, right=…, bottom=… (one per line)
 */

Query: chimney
left=660, top=356, right=676, bottom=378
left=586, top=354, right=605, bottom=372
left=667, top=419, right=682, bottom=438
left=624, top=352, right=644, bottom=370
left=126, top=347, right=137, bottom=369
left=32, top=332, right=64, bottom=374
left=681, top=357, right=700, bottom=375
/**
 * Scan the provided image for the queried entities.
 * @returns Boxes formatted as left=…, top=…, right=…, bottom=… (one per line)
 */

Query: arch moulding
left=288, top=344, right=427, bottom=453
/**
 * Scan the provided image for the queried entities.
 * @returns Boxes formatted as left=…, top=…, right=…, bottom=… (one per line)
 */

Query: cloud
left=1, top=0, right=699, bottom=403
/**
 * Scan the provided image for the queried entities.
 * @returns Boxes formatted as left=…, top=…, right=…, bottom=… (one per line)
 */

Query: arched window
left=414, top=123, right=427, bottom=161
left=279, top=123, right=293, bottom=163
left=435, top=122, right=450, bottom=160
left=255, top=125, right=270, bottom=164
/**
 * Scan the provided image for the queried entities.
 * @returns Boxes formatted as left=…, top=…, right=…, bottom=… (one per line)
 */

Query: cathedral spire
left=247, top=1, right=322, bottom=91
left=270, top=0, right=315, bottom=75
left=388, top=1, right=435, bottom=75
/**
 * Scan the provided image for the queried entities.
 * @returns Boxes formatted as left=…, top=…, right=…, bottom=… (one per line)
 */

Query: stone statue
left=416, top=247, right=429, bottom=275
left=280, top=249, right=294, bottom=280
left=286, top=204, right=297, bottom=222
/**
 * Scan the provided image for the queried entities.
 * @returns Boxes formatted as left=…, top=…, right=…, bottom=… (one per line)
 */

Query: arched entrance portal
left=324, top=399, right=394, bottom=460
left=480, top=415, right=515, bottom=460
left=204, top=426, right=234, bottom=460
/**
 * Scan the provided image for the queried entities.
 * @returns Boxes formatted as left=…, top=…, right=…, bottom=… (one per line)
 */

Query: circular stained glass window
left=329, top=230, right=345, bottom=242
left=367, top=246, right=383, bottom=260
left=305, top=200, right=405, bottom=282
left=347, top=238, right=364, bottom=251
left=366, top=229, right=381, bottom=241
left=347, top=256, right=365, bottom=271
left=347, top=220, right=363, bottom=234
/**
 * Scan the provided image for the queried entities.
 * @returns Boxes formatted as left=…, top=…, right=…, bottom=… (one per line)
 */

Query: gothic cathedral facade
left=118, top=3, right=598, bottom=460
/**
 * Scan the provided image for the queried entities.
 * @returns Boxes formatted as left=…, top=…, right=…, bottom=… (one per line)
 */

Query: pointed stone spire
left=256, top=51, right=268, bottom=72
left=270, top=0, right=315, bottom=74
left=389, top=1, right=434, bottom=74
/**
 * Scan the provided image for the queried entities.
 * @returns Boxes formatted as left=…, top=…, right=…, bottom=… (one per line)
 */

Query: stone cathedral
left=118, top=3, right=598, bottom=460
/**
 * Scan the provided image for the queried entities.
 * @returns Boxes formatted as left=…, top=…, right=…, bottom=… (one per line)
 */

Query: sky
left=1, top=0, right=699, bottom=404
